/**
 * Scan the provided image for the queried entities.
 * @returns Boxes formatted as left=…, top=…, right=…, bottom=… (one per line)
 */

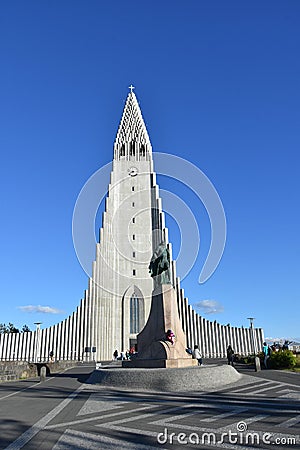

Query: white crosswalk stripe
left=229, top=380, right=274, bottom=393
left=217, top=414, right=270, bottom=432
left=277, top=415, right=300, bottom=428
left=200, top=407, right=249, bottom=422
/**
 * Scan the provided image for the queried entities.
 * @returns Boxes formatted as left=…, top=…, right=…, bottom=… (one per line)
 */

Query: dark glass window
left=129, top=141, right=135, bottom=156
left=120, top=144, right=125, bottom=157
left=140, top=144, right=145, bottom=157
left=130, top=294, right=139, bottom=333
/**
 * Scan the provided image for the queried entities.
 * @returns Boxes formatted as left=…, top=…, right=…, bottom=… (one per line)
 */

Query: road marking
left=279, top=391, right=300, bottom=400
left=218, top=414, right=269, bottom=432
left=94, top=422, right=256, bottom=450
left=95, top=404, right=190, bottom=427
left=99, top=416, right=300, bottom=448
left=53, top=428, right=163, bottom=450
left=0, top=377, right=56, bottom=400
left=277, top=415, right=300, bottom=428
left=5, top=384, right=85, bottom=450
left=0, top=366, right=82, bottom=401
left=254, top=384, right=284, bottom=394
left=200, top=407, right=249, bottom=422
left=229, top=380, right=274, bottom=393
left=45, top=404, right=160, bottom=430
left=77, top=392, right=131, bottom=416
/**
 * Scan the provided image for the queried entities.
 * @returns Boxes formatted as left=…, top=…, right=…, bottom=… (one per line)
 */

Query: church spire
left=114, top=87, right=152, bottom=161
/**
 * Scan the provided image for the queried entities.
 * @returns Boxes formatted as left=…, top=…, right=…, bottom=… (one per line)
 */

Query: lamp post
left=247, top=317, right=256, bottom=355
left=247, top=317, right=260, bottom=372
left=34, top=322, right=42, bottom=363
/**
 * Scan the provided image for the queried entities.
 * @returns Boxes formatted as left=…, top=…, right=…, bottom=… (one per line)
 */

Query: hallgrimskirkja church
left=0, top=89, right=264, bottom=362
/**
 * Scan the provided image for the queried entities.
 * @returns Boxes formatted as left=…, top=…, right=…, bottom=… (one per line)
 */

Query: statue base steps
left=89, top=365, right=242, bottom=392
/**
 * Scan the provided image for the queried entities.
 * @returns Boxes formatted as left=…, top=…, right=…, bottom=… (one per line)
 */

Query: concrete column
left=219, top=325, right=225, bottom=357
left=216, top=322, right=221, bottom=357
left=40, top=328, right=46, bottom=361
left=183, top=297, right=189, bottom=347
left=188, top=305, right=193, bottom=349
left=199, top=316, right=205, bottom=356
left=180, top=289, right=186, bottom=333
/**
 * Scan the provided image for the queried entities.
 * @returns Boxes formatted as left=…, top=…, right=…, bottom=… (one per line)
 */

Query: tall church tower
left=87, top=88, right=170, bottom=360
left=0, top=88, right=264, bottom=363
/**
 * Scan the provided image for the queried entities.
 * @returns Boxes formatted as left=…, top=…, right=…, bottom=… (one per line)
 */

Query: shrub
left=268, top=350, right=296, bottom=369
left=234, top=355, right=254, bottom=364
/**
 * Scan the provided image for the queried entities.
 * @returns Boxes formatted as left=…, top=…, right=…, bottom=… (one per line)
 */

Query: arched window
left=130, top=293, right=140, bottom=334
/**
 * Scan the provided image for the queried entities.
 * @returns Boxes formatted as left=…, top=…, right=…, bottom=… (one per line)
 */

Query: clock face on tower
left=128, top=167, right=138, bottom=177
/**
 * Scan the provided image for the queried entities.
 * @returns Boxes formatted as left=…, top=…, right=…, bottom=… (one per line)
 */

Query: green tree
left=0, top=323, right=8, bottom=333
left=0, top=322, right=30, bottom=333
left=269, top=350, right=296, bottom=369
left=8, top=322, right=19, bottom=333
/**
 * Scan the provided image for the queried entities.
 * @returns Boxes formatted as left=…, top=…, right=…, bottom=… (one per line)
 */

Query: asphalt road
left=0, top=363, right=299, bottom=449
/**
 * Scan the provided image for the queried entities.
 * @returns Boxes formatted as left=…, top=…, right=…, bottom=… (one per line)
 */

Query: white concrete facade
left=0, top=90, right=264, bottom=362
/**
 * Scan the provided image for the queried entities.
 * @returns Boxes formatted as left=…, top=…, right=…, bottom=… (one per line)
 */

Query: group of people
left=112, top=340, right=285, bottom=369
left=189, top=344, right=235, bottom=366
left=113, top=347, right=136, bottom=361
left=185, top=345, right=203, bottom=365
left=190, top=344, right=236, bottom=366
left=192, top=345, right=203, bottom=366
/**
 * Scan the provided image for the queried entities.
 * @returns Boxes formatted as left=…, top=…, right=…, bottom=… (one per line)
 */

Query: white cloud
left=266, top=336, right=300, bottom=343
left=18, top=305, right=64, bottom=314
left=194, top=300, right=224, bottom=314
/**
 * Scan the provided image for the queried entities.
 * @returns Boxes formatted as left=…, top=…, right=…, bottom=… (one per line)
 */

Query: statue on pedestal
left=149, top=242, right=171, bottom=286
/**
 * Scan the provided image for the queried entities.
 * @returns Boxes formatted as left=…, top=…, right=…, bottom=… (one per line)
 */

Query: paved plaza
left=0, top=363, right=299, bottom=449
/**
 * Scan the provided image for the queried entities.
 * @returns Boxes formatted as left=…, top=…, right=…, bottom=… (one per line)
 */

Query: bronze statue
left=149, top=242, right=171, bottom=285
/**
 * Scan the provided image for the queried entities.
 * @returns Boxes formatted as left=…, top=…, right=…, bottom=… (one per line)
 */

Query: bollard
left=40, top=366, right=46, bottom=382
left=254, top=356, right=261, bottom=372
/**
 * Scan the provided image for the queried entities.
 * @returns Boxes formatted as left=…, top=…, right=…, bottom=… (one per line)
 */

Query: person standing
left=227, top=345, right=234, bottom=366
left=192, top=345, right=203, bottom=366
left=263, top=342, right=270, bottom=369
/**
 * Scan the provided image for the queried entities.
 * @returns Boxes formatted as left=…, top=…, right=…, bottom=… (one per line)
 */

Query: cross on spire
left=128, top=84, right=135, bottom=93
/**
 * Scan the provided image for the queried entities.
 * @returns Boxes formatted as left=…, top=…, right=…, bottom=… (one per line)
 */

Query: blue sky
left=0, top=1, right=299, bottom=340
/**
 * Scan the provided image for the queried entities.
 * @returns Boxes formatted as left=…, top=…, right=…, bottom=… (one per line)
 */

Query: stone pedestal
left=123, top=284, right=197, bottom=368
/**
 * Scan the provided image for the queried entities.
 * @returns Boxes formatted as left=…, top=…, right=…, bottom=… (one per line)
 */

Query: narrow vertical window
left=132, top=217, right=135, bottom=223
left=133, top=269, right=136, bottom=276
left=129, top=141, right=135, bottom=156
left=130, top=293, right=139, bottom=333
left=132, top=186, right=135, bottom=191
left=132, top=202, right=135, bottom=207
left=132, top=234, right=135, bottom=240
left=133, top=252, right=136, bottom=258
left=120, top=144, right=125, bottom=157
left=140, top=144, right=145, bottom=157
